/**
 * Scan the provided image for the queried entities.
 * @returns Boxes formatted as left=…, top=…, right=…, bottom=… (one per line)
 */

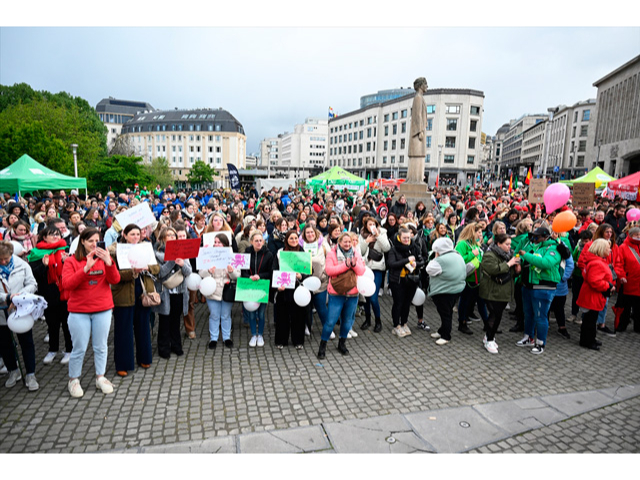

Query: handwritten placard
left=202, top=231, right=233, bottom=247
left=528, top=178, right=547, bottom=204
left=272, top=270, right=296, bottom=289
left=235, top=278, right=270, bottom=303
left=115, top=202, right=156, bottom=229
left=196, top=246, right=233, bottom=270
left=303, top=242, right=318, bottom=255
left=164, top=238, right=202, bottom=261
left=572, top=182, right=595, bottom=209
left=116, top=243, right=157, bottom=270
left=278, top=251, right=312, bottom=274
left=229, top=253, right=250, bottom=270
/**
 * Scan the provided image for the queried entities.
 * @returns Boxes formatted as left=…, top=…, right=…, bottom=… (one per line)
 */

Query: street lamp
left=437, top=144, right=443, bottom=187
left=71, top=144, right=78, bottom=177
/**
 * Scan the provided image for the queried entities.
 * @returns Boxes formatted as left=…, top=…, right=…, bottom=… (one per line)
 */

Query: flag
left=525, top=167, right=532, bottom=185
left=227, top=163, right=240, bottom=190
left=435, top=175, right=439, bottom=188
left=514, top=174, right=519, bottom=190
left=328, top=107, right=337, bottom=119
left=508, top=173, right=513, bottom=193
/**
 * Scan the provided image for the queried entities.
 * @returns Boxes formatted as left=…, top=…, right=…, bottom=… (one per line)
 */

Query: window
left=384, top=126, right=388, bottom=136
left=367, top=128, right=372, bottom=138
left=467, top=156, right=475, bottom=164
left=348, top=146, right=352, bottom=154
left=391, top=156, right=396, bottom=164
left=468, top=137, right=476, bottom=149
left=426, top=136, right=432, bottom=148
left=384, top=114, right=389, bottom=122
left=399, top=155, right=404, bottom=163
left=470, top=120, right=477, bottom=132
left=470, top=106, right=480, bottom=115
left=359, top=144, right=363, bottom=153
left=401, top=109, right=407, bottom=118
left=391, top=140, right=396, bottom=150
left=392, top=112, right=398, bottom=120
left=367, top=117, right=373, bottom=124
left=427, top=119, right=433, bottom=131
left=384, top=141, right=388, bottom=151
left=444, top=155, right=455, bottom=164
left=578, top=140, right=587, bottom=152
left=349, top=133, right=352, bottom=141
left=447, top=119, right=457, bottom=131
left=576, top=155, right=585, bottom=167
left=401, top=122, right=406, bottom=133
left=360, top=120, right=364, bottom=127
left=580, top=125, right=588, bottom=137
left=359, top=131, right=363, bottom=140
left=446, top=105, right=460, bottom=114
left=366, top=142, right=371, bottom=152
left=400, top=139, right=405, bottom=149
left=445, top=137, right=456, bottom=148
left=427, top=105, right=436, bottom=114
left=425, top=154, right=430, bottom=163
left=383, top=156, right=387, bottom=164
left=582, top=110, right=590, bottom=121
left=392, top=124, right=397, bottom=135
left=572, top=126, right=576, bottom=138
left=196, top=135, right=200, bottom=141
left=574, top=111, right=578, bottom=123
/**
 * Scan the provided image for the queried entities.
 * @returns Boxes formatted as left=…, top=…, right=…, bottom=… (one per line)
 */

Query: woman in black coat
left=242, top=232, right=274, bottom=348
left=268, top=217, right=288, bottom=256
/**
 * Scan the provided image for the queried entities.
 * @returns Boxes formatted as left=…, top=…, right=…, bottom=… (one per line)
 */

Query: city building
left=119, top=107, right=246, bottom=182
left=487, top=123, right=509, bottom=183
left=522, top=119, right=547, bottom=176
left=328, top=88, right=485, bottom=187
left=360, top=88, right=414, bottom=109
left=260, top=136, right=281, bottom=175
left=499, top=114, right=547, bottom=178
left=587, top=55, right=640, bottom=177
left=95, top=97, right=154, bottom=149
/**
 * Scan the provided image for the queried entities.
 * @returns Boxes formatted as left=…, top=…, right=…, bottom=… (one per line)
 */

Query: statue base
left=398, top=182, right=433, bottom=214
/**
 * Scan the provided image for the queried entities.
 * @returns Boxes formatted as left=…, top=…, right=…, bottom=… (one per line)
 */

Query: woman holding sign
left=242, top=231, right=274, bottom=347
left=109, top=224, right=160, bottom=377
left=153, top=228, right=192, bottom=358
left=205, top=213, right=239, bottom=252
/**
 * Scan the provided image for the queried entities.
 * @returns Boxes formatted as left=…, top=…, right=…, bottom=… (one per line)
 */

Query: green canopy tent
left=306, top=166, right=367, bottom=192
left=0, top=154, right=87, bottom=196
left=560, top=166, right=615, bottom=189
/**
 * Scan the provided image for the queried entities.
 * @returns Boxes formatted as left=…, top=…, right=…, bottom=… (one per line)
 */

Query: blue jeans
left=67, top=310, right=112, bottom=379
left=522, top=288, right=554, bottom=344
left=312, top=290, right=329, bottom=327
left=364, top=270, right=384, bottom=320
left=597, top=298, right=609, bottom=326
left=242, top=305, right=250, bottom=325
left=248, top=303, right=267, bottom=336
left=321, top=295, right=358, bottom=341
left=207, top=299, right=233, bottom=341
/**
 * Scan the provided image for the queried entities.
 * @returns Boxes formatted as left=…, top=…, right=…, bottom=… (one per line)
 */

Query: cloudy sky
left=1, top=6, right=639, bottom=155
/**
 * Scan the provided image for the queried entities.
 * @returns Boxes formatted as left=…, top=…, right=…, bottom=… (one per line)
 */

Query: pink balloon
left=544, top=183, right=571, bottom=214
left=627, top=208, right=640, bottom=222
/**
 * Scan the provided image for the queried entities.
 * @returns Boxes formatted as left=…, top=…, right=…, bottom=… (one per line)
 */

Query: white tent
left=257, top=178, right=297, bottom=192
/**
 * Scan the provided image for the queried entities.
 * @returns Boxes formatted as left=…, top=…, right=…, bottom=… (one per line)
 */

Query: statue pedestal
left=399, top=182, right=432, bottom=214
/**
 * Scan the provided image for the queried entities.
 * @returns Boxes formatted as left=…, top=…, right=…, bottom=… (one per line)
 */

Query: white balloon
left=302, top=276, right=321, bottom=292
left=10, top=241, right=23, bottom=256
left=357, top=276, right=376, bottom=297
left=199, top=277, right=217, bottom=297
left=186, top=273, right=202, bottom=291
left=7, top=312, right=34, bottom=334
left=363, top=267, right=375, bottom=281
left=412, top=288, right=426, bottom=306
left=294, top=286, right=311, bottom=307
left=243, top=301, right=260, bottom=312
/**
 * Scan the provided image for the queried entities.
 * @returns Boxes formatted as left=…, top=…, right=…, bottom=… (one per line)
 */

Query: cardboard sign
left=278, top=251, right=312, bottom=274
left=196, top=246, right=233, bottom=270
left=272, top=270, right=296, bottom=289
left=528, top=178, right=547, bottom=204
left=229, top=253, right=250, bottom=270
left=235, top=277, right=270, bottom=303
left=115, top=202, right=156, bottom=229
left=572, top=182, right=596, bottom=209
left=202, top=231, right=233, bottom=247
left=116, top=243, right=157, bottom=270
left=164, top=238, right=202, bottom=261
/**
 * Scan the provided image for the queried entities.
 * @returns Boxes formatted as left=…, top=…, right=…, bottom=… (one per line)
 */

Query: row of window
left=99, top=113, right=134, bottom=124
left=137, top=134, right=223, bottom=143
left=327, top=154, right=476, bottom=167
left=330, top=135, right=477, bottom=155
left=129, top=123, right=228, bottom=133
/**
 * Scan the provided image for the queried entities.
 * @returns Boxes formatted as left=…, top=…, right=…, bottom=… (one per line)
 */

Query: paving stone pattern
left=1, top=296, right=639, bottom=453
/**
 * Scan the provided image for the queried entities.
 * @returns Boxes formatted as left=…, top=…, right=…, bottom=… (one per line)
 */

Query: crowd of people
left=0, top=181, right=637, bottom=398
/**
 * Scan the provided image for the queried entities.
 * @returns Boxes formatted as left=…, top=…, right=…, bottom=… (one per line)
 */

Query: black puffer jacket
left=387, top=235, right=426, bottom=284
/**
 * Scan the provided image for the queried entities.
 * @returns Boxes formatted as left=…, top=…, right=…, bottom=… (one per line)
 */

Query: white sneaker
left=430, top=332, right=441, bottom=339
left=60, top=352, right=71, bottom=364
left=505, top=303, right=511, bottom=311
left=435, top=338, right=449, bottom=346
left=485, top=340, right=499, bottom=354
left=348, top=328, right=358, bottom=338
left=25, top=373, right=39, bottom=391
left=483, top=335, right=498, bottom=348
left=249, top=335, right=258, bottom=347
left=43, top=334, right=49, bottom=343
left=5, top=369, right=22, bottom=388
left=403, top=325, right=412, bottom=336
left=257, top=335, right=265, bottom=347
left=43, top=352, right=57, bottom=364
left=378, top=289, right=384, bottom=297
left=0, top=358, right=7, bottom=375
left=305, top=326, right=310, bottom=336
left=68, top=378, right=84, bottom=398
left=516, top=335, right=535, bottom=347
left=95, top=376, right=114, bottom=394
left=329, top=331, right=336, bottom=340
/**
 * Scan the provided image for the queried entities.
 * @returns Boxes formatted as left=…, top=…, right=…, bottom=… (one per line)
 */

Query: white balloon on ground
left=10, top=241, right=23, bottom=256
left=412, top=288, right=426, bottom=306
left=357, top=276, right=376, bottom=297
left=302, top=276, right=321, bottom=292
left=294, top=286, right=311, bottom=307
left=8, top=313, right=34, bottom=334
left=186, top=273, right=202, bottom=291
left=363, top=267, right=375, bottom=281
left=199, top=277, right=217, bottom=297
left=243, top=301, right=260, bottom=312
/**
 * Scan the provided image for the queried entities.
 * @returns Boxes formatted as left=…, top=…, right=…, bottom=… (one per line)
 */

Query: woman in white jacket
left=300, top=225, right=329, bottom=334
left=358, top=217, right=391, bottom=332
left=200, top=233, right=240, bottom=351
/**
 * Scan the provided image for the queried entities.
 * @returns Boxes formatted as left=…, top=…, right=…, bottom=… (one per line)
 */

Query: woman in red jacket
left=614, top=226, right=640, bottom=332
left=61, top=227, right=121, bottom=398
left=577, top=239, right=614, bottom=350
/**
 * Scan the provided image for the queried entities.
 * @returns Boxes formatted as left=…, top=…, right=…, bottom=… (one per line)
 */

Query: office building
left=96, top=97, right=154, bottom=149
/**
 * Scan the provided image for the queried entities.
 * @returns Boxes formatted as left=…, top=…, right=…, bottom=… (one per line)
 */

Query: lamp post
left=436, top=144, right=443, bottom=187
left=71, top=144, right=78, bottom=177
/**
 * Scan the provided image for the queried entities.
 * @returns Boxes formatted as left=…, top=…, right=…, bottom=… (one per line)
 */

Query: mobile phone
left=96, top=241, right=106, bottom=250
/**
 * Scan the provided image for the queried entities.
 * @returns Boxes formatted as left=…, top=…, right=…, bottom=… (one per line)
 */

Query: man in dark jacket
left=604, top=204, right=627, bottom=237
left=390, top=195, right=409, bottom=217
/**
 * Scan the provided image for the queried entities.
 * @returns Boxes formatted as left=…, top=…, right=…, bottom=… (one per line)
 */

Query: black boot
left=361, top=318, right=371, bottom=331
left=317, top=340, right=327, bottom=360
left=337, top=338, right=350, bottom=355
left=373, top=318, right=382, bottom=333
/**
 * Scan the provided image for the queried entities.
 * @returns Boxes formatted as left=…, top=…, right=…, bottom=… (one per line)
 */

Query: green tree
left=187, top=160, right=217, bottom=188
left=144, top=157, right=174, bottom=188
left=0, top=122, right=69, bottom=172
left=87, top=155, right=150, bottom=193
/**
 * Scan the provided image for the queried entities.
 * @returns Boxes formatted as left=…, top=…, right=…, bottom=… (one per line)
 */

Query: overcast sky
left=1, top=25, right=639, bottom=154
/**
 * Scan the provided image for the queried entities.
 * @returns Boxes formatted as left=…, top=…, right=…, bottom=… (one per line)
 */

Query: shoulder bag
left=140, top=275, right=161, bottom=307
left=331, top=269, right=357, bottom=295
left=162, top=268, right=184, bottom=289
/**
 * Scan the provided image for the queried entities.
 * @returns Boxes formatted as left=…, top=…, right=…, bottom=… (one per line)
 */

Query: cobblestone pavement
left=1, top=294, right=639, bottom=453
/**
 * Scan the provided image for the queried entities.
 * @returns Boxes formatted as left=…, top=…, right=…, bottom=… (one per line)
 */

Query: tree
left=187, top=160, right=217, bottom=188
left=0, top=122, right=69, bottom=172
left=87, top=155, right=150, bottom=193
left=144, top=157, right=174, bottom=188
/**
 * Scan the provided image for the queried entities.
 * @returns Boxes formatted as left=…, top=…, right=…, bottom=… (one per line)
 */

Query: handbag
left=331, top=269, right=357, bottom=295
left=162, top=268, right=184, bottom=289
left=367, top=246, right=384, bottom=262
left=140, top=276, right=161, bottom=307
left=492, top=271, right=512, bottom=285
left=222, top=282, right=236, bottom=302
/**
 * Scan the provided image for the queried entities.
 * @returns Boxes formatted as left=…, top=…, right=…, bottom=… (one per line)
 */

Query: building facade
left=522, top=119, right=547, bottom=175
left=119, top=108, right=246, bottom=182
left=360, top=88, right=414, bottom=109
left=328, top=88, right=485, bottom=187
left=96, top=97, right=154, bottom=149
left=587, top=55, right=640, bottom=177
left=499, top=114, right=548, bottom=178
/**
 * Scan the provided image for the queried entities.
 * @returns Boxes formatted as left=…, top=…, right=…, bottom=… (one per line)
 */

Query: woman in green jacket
left=508, top=218, right=533, bottom=332
left=479, top=233, right=521, bottom=354
left=455, top=223, right=488, bottom=334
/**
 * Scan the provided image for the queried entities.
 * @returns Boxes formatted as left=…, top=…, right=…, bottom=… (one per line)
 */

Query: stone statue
left=408, top=77, right=428, bottom=181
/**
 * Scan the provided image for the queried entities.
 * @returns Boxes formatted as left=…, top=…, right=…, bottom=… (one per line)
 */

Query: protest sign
left=196, top=247, right=233, bottom=270
left=229, top=253, right=251, bottom=270
left=202, top=231, right=232, bottom=247
left=272, top=270, right=296, bottom=289
left=116, top=243, right=157, bottom=270
left=278, top=251, right=312, bottom=274
left=528, top=178, right=547, bottom=204
left=303, top=242, right=318, bottom=255
left=115, top=202, right=156, bottom=229
left=572, top=182, right=595, bottom=209
left=164, top=238, right=202, bottom=261
left=235, top=278, right=270, bottom=303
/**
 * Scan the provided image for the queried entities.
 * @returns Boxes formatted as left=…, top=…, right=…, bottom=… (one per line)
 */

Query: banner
left=196, top=246, right=233, bottom=270
left=235, top=278, right=270, bottom=303
left=164, top=238, right=202, bottom=261
left=572, top=183, right=595, bottom=209
left=116, top=243, right=157, bottom=270
left=278, top=251, right=312, bottom=274
left=272, top=270, right=296, bottom=289
left=115, top=202, right=156, bottom=229
left=202, top=231, right=232, bottom=247
left=227, top=163, right=240, bottom=190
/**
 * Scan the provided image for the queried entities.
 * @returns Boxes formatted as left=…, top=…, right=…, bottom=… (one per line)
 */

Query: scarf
left=7, top=232, right=34, bottom=252
left=0, top=256, right=15, bottom=281
left=489, top=242, right=513, bottom=263
left=274, top=229, right=286, bottom=243
left=30, top=239, right=68, bottom=285
left=337, top=245, right=354, bottom=260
